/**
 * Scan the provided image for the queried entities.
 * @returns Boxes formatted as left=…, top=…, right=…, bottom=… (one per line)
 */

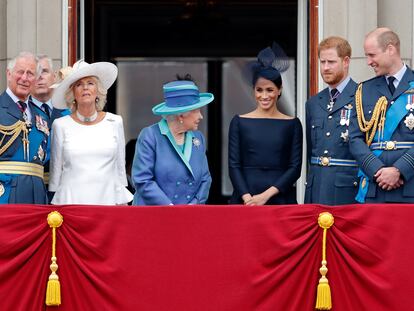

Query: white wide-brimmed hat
left=51, top=60, right=118, bottom=109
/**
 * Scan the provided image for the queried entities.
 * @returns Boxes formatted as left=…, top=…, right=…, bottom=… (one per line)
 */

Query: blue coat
left=0, top=91, right=49, bottom=204
left=132, top=119, right=212, bottom=205
left=305, top=79, right=359, bottom=205
left=349, top=67, right=414, bottom=202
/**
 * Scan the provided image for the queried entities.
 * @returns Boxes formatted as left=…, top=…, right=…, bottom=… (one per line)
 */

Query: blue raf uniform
left=0, top=90, right=50, bottom=204
left=30, top=96, right=70, bottom=192
left=349, top=66, right=414, bottom=203
left=132, top=119, right=212, bottom=205
left=305, top=77, right=359, bottom=205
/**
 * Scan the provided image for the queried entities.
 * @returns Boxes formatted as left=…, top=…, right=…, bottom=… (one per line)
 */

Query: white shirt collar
left=31, top=96, right=53, bottom=110
left=386, top=64, right=407, bottom=87
left=6, top=88, right=28, bottom=105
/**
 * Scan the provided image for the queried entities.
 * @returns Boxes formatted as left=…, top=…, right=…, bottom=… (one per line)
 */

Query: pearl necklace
left=76, top=110, right=98, bottom=123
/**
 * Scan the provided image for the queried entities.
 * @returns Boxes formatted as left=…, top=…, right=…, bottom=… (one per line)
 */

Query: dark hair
left=176, top=73, right=194, bottom=82
left=250, top=43, right=289, bottom=88
left=253, top=71, right=283, bottom=89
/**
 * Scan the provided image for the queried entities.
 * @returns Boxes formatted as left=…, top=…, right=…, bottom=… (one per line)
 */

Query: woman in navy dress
left=228, top=45, right=303, bottom=205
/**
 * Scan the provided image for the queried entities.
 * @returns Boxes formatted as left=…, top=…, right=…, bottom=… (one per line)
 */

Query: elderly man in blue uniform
left=0, top=52, right=49, bottom=204
left=305, top=36, right=359, bottom=205
left=29, top=55, right=70, bottom=196
left=349, top=28, right=414, bottom=203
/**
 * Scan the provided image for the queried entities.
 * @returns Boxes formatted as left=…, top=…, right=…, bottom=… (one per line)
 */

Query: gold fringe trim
left=355, top=83, right=388, bottom=146
left=0, top=120, right=28, bottom=157
left=315, top=212, right=334, bottom=310
left=45, top=211, right=63, bottom=306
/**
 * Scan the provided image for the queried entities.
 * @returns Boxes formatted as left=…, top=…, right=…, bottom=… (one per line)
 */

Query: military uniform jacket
left=132, top=119, right=212, bottom=205
left=349, top=67, right=414, bottom=203
left=305, top=79, right=359, bottom=205
left=0, top=92, right=49, bottom=204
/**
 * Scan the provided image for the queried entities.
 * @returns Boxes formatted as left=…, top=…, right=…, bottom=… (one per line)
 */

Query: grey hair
left=161, top=112, right=191, bottom=121
left=64, top=76, right=108, bottom=111
left=7, top=51, right=37, bottom=71
left=36, top=54, right=54, bottom=77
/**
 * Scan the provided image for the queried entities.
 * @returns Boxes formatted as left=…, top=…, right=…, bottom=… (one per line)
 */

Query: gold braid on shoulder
left=355, top=83, right=388, bottom=146
left=0, top=120, right=28, bottom=156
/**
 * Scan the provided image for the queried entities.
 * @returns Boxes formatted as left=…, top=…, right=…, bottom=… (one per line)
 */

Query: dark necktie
left=330, top=88, right=340, bottom=102
left=387, top=76, right=396, bottom=95
left=42, top=103, right=51, bottom=118
left=17, top=100, right=27, bottom=112
left=17, top=101, right=30, bottom=124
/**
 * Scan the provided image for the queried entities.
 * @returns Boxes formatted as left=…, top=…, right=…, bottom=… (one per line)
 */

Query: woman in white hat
left=49, top=60, right=133, bottom=205
left=132, top=75, right=213, bottom=205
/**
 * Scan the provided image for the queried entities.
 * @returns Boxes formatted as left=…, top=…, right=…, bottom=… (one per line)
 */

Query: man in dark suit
left=349, top=28, right=414, bottom=203
left=0, top=52, right=50, bottom=204
left=29, top=55, right=70, bottom=199
left=305, top=36, right=359, bottom=205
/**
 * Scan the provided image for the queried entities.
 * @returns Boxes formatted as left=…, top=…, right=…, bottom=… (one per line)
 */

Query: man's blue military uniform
left=0, top=91, right=50, bottom=204
left=349, top=66, right=414, bottom=203
left=30, top=96, right=70, bottom=189
left=305, top=78, right=359, bottom=205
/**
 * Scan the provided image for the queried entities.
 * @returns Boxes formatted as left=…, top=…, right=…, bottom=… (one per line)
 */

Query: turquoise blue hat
left=152, top=80, right=214, bottom=115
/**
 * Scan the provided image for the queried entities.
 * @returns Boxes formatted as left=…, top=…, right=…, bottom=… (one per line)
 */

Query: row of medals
left=327, top=99, right=352, bottom=142
left=22, top=112, right=49, bottom=162
left=404, top=93, right=414, bottom=130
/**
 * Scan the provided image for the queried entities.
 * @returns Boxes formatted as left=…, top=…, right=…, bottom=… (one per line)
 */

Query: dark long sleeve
left=272, top=118, right=303, bottom=192
left=228, top=116, right=250, bottom=197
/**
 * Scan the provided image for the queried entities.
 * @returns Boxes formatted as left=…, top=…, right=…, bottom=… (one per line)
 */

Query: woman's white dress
left=49, top=112, right=133, bottom=205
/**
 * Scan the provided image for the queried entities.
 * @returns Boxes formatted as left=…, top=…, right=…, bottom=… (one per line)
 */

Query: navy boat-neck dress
left=228, top=115, right=303, bottom=204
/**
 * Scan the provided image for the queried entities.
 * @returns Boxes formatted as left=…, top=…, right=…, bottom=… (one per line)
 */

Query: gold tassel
left=315, top=212, right=334, bottom=310
left=45, top=211, right=63, bottom=306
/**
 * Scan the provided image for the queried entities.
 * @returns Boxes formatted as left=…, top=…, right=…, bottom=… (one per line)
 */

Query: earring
left=95, top=97, right=99, bottom=103
left=179, top=120, right=183, bottom=124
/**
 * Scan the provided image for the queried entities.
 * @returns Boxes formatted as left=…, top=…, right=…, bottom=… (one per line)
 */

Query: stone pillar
left=378, top=0, right=413, bottom=67
left=322, top=0, right=414, bottom=83
left=322, top=0, right=378, bottom=83
left=0, top=0, right=63, bottom=90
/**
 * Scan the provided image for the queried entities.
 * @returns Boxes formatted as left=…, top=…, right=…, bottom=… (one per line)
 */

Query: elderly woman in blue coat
left=132, top=77, right=214, bottom=205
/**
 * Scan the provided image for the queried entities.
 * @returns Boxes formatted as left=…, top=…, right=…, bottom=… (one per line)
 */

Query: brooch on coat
left=192, top=137, right=201, bottom=148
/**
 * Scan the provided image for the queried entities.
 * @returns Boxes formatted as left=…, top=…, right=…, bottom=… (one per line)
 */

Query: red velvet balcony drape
left=0, top=204, right=414, bottom=311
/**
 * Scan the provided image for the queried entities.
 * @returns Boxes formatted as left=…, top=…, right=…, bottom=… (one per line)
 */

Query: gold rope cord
left=0, top=121, right=27, bottom=156
left=315, top=212, right=334, bottom=310
left=355, top=83, right=388, bottom=146
left=46, top=211, right=63, bottom=306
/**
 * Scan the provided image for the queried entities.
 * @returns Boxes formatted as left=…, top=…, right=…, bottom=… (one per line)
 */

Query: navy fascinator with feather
left=249, top=42, right=290, bottom=86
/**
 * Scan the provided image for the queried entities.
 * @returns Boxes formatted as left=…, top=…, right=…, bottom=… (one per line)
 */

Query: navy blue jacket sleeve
left=228, top=116, right=250, bottom=196
left=272, top=118, right=303, bottom=192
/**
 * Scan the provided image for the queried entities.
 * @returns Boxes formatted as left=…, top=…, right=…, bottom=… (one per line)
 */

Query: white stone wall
left=322, top=0, right=413, bottom=84
left=0, top=0, right=63, bottom=90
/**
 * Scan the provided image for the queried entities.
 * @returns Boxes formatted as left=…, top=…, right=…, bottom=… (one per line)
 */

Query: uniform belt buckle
left=385, top=141, right=396, bottom=150
left=320, top=156, right=331, bottom=166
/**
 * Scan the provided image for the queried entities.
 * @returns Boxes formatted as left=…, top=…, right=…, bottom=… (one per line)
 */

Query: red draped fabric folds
left=0, top=204, right=414, bottom=311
